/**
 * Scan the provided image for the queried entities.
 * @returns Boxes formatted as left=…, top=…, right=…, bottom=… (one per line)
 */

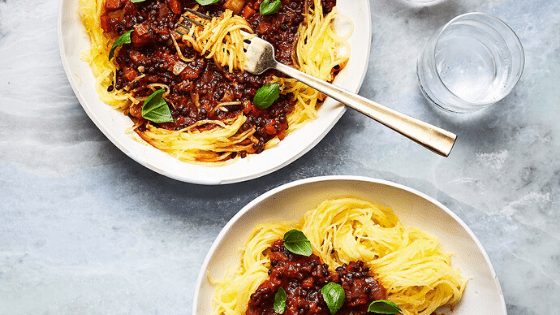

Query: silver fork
left=178, top=10, right=456, bottom=156
left=244, top=36, right=456, bottom=157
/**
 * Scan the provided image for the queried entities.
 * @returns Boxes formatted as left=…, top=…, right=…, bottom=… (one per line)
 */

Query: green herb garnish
left=130, top=0, right=147, bottom=3
left=141, top=89, right=174, bottom=123
left=195, top=0, right=221, bottom=5
left=109, top=29, right=134, bottom=60
left=283, top=229, right=312, bottom=256
left=273, top=287, right=287, bottom=314
left=253, top=83, right=280, bottom=109
left=367, top=300, right=402, bottom=314
left=260, top=0, right=281, bottom=15
left=321, top=282, right=345, bottom=315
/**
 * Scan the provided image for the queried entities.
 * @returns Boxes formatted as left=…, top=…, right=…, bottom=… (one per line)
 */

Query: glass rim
left=430, top=12, right=526, bottom=107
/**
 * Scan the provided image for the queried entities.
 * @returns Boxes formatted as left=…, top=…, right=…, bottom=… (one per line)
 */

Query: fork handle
left=274, top=62, right=456, bottom=157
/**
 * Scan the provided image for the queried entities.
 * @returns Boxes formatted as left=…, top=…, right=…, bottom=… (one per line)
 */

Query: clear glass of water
left=417, top=12, right=525, bottom=113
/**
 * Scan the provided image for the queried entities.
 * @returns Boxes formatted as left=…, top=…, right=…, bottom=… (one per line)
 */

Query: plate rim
left=192, top=175, right=507, bottom=314
left=57, top=0, right=373, bottom=185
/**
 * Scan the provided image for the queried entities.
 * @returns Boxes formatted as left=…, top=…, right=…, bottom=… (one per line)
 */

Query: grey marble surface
left=1, top=0, right=559, bottom=314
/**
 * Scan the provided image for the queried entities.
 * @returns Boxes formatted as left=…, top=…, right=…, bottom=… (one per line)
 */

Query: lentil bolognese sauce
left=80, top=0, right=351, bottom=164
left=247, top=240, right=387, bottom=315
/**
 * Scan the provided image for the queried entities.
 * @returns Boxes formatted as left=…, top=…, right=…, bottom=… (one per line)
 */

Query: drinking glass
left=417, top=12, right=524, bottom=113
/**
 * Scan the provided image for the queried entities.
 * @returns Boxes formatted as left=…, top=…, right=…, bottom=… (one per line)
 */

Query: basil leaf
left=195, top=0, right=221, bottom=5
left=130, top=0, right=146, bottom=3
left=253, top=83, right=280, bottom=109
left=321, top=282, right=345, bottom=315
left=283, top=229, right=312, bottom=256
left=109, top=29, right=133, bottom=60
left=141, top=89, right=174, bottom=123
left=367, top=300, right=402, bottom=314
left=260, top=0, right=281, bottom=15
left=273, top=287, right=287, bottom=314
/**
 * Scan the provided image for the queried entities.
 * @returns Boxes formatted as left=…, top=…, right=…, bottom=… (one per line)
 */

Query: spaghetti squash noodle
left=79, top=0, right=351, bottom=165
left=211, top=197, right=467, bottom=315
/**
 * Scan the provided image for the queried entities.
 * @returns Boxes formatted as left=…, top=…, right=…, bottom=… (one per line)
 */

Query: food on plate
left=246, top=239, right=394, bottom=315
left=79, top=0, right=351, bottom=164
left=211, top=197, right=467, bottom=315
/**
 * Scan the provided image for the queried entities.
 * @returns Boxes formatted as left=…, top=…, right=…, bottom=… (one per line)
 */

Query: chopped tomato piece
left=100, top=15, right=111, bottom=33
left=105, top=0, right=122, bottom=11
left=181, top=64, right=203, bottom=79
left=128, top=51, right=147, bottom=63
left=242, top=5, right=256, bottom=19
left=134, top=23, right=149, bottom=36
left=123, top=67, right=137, bottom=81
left=168, top=0, right=182, bottom=14
left=264, top=122, right=277, bottom=135
left=157, top=5, right=169, bottom=18
left=257, top=22, right=270, bottom=34
left=242, top=100, right=252, bottom=115
left=132, top=23, right=152, bottom=45
left=221, top=90, right=235, bottom=102
left=128, top=103, right=143, bottom=119
left=242, top=100, right=261, bottom=117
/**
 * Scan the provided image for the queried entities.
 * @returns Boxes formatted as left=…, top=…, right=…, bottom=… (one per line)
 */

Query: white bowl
left=57, top=1, right=372, bottom=184
left=193, top=176, right=506, bottom=314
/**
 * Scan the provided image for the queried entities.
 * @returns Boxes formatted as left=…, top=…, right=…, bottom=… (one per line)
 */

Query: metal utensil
left=243, top=36, right=456, bottom=156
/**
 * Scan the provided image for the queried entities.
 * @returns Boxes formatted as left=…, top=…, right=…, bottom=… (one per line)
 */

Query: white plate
left=193, top=176, right=506, bottom=314
left=57, top=1, right=372, bottom=184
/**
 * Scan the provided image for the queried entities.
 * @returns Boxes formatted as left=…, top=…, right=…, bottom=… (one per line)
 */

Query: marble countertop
left=1, top=0, right=559, bottom=314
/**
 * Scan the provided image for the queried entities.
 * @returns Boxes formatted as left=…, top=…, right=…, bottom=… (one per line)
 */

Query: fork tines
left=184, top=8, right=212, bottom=20
left=175, top=9, right=211, bottom=35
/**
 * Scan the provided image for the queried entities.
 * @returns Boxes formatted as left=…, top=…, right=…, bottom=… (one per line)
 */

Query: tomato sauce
left=100, top=0, right=336, bottom=158
left=247, top=240, right=387, bottom=315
